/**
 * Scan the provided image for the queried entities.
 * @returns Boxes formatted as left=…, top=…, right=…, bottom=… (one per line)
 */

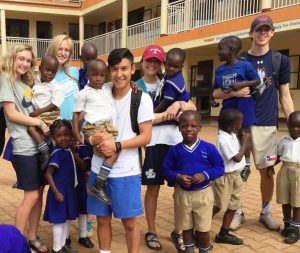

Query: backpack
left=239, top=50, right=282, bottom=87
left=130, top=87, right=143, bottom=166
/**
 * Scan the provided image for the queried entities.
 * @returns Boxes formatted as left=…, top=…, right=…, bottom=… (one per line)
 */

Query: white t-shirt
left=278, top=134, right=300, bottom=162
left=216, top=129, right=245, bottom=173
left=73, top=83, right=114, bottom=124
left=144, top=80, right=182, bottom=147
left=32, top=76, right=65, bottom=109
left=91, top=86, right=154, bottom=177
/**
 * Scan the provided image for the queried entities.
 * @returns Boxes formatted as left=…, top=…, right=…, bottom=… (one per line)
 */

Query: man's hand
left=97, top=139, right=116, bottom=157
left=191, top=173, right=205, bottom=184
left=90, top=129, right=109, bottom=146
left=176, top=174, right=192, bottom=188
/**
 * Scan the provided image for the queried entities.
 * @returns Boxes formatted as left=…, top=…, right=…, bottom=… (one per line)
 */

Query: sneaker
left=230, top=213, right=245, bottom=231
left=281, top=225, right=290, bottom=237
left=240, top=165, right=251, bottom=182
left=86, top=220, right=93, bottom=238
left=78, top=237, right=94, bottom=248
left=259, top=213, right=280, bottom=231
left=215, top=233, right=243, bottom=245
left=285, top=227, right=299, bottom=244
left=66, top=237, right=71, bottom=246
left=88, top=178, right=111, bottom=205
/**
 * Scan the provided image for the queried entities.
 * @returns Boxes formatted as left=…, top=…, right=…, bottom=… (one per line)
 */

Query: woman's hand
left=96, top=139, right=116, bottom=157
left=39, top=120, right=50, bottom=136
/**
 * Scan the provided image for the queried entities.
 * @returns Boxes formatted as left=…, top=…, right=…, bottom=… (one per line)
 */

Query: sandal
left=29, top=238, right=49, bottom=253
left=145, top=232, right=162, bottom=251
left=171, top=231, right=185, bottom=253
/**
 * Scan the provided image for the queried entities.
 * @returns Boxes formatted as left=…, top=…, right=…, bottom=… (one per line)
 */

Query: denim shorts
left=12, top=154, right=45, bottom=190
left=87, top=172, right=143, bottom=219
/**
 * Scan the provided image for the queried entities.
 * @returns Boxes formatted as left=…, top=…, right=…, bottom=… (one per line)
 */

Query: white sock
left=53, top=224, right=64, bottom=251
left=65, top=220, right=70, bottom=239
left=235, top=208, right=243, bottom=216
left=78, top=214, right=87, bottom=238
left=61, top=222, right=68, bottom=247
left=261, top=201, right=272, bottom=214
left=100, top=250, right=111, bottom=253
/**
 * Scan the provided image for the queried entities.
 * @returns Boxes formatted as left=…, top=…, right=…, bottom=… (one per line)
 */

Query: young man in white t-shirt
left=86, top=48, right=154, bottom=253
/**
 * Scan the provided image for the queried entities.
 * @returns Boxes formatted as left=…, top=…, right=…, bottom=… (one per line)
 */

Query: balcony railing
left=127, top=17, right=161, bottom=49
left=273, top=0, right=300, bottom=9
left=6, top=37, right=80, bottom=60
left=84, top=29, right=121, bottom=56
left=167, top=0, right=261, bottom=34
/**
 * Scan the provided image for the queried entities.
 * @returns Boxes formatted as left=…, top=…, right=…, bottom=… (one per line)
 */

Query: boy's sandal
left=171, top=231, right=185, bottom=253
left=145, top=232, right=163, bottom=251
left=29, top=238, right=49, bottom=253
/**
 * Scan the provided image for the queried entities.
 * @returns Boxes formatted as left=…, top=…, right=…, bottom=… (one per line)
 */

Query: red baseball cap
left=141, top=45, right=165, bottom=63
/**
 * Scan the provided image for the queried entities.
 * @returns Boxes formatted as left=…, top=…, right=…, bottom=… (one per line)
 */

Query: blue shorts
left=221, top=97, right=255, bottom=127
left=12, top=154, right=45, bottom=190
left=87, top=172, right=143, bottom=219
left=3, top=137, right=13, bottom=161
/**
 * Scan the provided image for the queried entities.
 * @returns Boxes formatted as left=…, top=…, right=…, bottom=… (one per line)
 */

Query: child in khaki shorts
left=163, top=111, right=224, bottom=253
left=276, top=111, right=300, bottom=244
left=213, top=109, right=250, bottom=245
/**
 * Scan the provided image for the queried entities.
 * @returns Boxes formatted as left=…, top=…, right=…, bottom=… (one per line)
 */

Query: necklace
left=114, top=92, right=131, bottom=123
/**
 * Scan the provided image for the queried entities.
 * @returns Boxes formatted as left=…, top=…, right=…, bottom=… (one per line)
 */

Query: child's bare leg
left=215, top=209, right=243, bottom=245
left=285, top=207, right=300, bottom=244
left=89, top=153, right=119, bottom=204
left=239, top=127, right=251, bottom=182
left=282, top=204, right=292, bottom=236
left=212, top=206, right=220, bottom=217
left=27, top=126, right=49, bottom=170
left=183, top=229, right=195, bottom=253
left=194, top=231, right=210, bottom=253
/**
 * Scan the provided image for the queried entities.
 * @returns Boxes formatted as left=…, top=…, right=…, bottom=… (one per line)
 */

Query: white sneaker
left=230, top=212, right=245, bottom=231
left=259, top=212, right=280, bottom=231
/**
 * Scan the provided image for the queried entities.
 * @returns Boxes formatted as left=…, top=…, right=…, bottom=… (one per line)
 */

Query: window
left=107, top=19, right=121, bottom=32
left=69, top=23, right=79, bottom=40
left=36, top=21, right=52, bottom=39
left=6, top=19, right=29, bottom=37
left=128, top=7, right=144, bottom=26
left=289, top=55, right=300, bottom=89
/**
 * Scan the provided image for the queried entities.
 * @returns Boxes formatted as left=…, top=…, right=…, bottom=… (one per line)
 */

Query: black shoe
left=40, top=152, right=50, bottom=170
left=78, top=237, right=94, bottom=248
left=66, top=237, right=71, bottom=246
left=285, top=227, right=300, bottom=244
left=88, top=178, right=111, bottom=205
left=52, top=249, right=65, bottom=253
left=240, top=165, right=251, bottom=182
left=281, top=225, right=290, bottom=237
left=215, top=233, right=243, bottom=245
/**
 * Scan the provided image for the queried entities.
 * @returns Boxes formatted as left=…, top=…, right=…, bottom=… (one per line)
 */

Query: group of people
left=0, top=13, right=299, bottom=253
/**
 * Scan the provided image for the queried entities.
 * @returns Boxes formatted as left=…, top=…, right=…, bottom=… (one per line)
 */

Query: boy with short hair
left=87, top=48, right=154, bottom=253
left=79, top=42, right=98, bottom=90
left=27, top=55, right=64, bottom=169
left=163, top=111, right=224, bottom=253
left=154, top=48, right=190, bottom=113
left=276, top=111, right=300, bottom=244
left=213, top=109, right=250, bottom=245
left=214, top=35, right=260, bottom=183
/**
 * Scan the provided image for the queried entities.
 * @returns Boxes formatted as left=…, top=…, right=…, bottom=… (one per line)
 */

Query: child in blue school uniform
left=163, top=111, right=224, bottom=253
left=154, top=48, right=190, bottom=113
left=213, top=35, right=260, bottom=182
left=43, top=119, right=79, bottom=253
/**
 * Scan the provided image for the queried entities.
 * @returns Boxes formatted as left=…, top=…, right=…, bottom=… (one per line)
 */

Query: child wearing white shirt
left=27, top=55, right=64, bottom=170
left=73, top=59, right=118, bottom=205
left=277, top=111, right=300, bottom=244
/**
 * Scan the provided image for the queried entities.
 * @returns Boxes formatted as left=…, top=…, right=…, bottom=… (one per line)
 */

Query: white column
left=121, top=0, right=128, bottom=48
left=1, top=9, right=7, bottom=56
left=79, top=16, right=84, bottom=50
left=160, top=0, right=168, bottom=35
left=261, top=0, right=272, bottom=11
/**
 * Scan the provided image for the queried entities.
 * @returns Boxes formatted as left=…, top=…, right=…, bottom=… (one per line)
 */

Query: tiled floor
left=1, top=125, right=300, bottom=252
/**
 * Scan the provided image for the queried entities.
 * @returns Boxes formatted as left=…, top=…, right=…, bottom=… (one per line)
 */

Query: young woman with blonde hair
left=47, top=34, right=79, bottom=120
left=0, top=44, right=49, bottom=253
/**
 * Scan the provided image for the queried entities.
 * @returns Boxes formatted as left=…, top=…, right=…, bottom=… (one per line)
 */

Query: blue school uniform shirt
left=154, top=71, right=190, bottom=108
left=55, top=67, right=79, bottom=120
left=79, top=67, right=88, bottom=90
left=245, top=50, right=290, bottom=126
left=43, top=146, right=79, bottom=224
left=163, top=139, right=224, bottom=191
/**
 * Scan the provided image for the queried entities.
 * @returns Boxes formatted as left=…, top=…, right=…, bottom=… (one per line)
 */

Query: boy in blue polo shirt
left=163, top=111, right=224, bottom=253
left=154, top=48, right=190, bottom=112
